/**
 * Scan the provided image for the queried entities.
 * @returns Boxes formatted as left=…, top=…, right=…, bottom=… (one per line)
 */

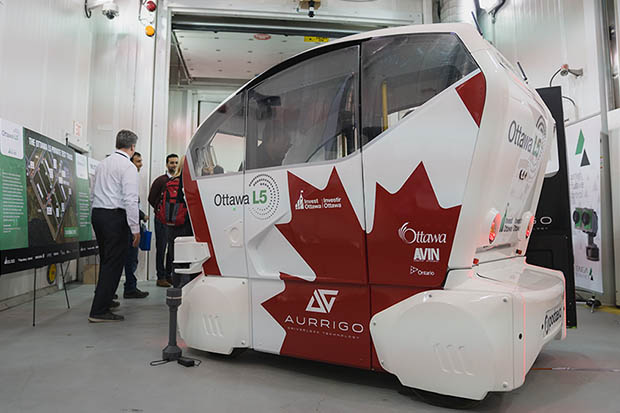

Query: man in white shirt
left=89, top=130, right=141, bottom=322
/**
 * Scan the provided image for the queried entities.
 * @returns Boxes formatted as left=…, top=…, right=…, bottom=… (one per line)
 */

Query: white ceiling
left=175, top=30, right=327, bottom=81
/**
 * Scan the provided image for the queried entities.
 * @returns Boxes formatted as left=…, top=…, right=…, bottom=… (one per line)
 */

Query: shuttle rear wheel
left=401, top=386, right=482, bottom=409
left=205, top=348, right=247, bottom=358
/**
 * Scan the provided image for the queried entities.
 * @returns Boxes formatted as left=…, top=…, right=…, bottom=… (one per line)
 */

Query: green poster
left=0, top=119, right=28, bottom=250
left=24, top=128, right=79, bottom=246
left=75, top=153, right=92, bottom=241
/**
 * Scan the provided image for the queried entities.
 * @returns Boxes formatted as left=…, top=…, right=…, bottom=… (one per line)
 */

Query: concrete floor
left=0, top=282, right=619, bottom=413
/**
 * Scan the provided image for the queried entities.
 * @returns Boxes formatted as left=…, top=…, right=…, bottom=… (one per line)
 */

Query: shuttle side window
left=245, top=46, right=359, bottom=170
left=361, top=33, right=479, bottom=144
left=187, top=92, right=246, bottom=178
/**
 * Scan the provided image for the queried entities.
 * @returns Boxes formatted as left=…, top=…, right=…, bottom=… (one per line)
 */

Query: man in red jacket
left=148, top=153, right=178, bottom=287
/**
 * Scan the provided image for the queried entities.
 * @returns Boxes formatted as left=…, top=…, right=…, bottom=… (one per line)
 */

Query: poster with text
left=79, top=157, right=101, bottom=256
left=75, top=153, right=92, bottom=242
left=0, top=119, right=28, bottom=251
left=565, top=116, right=603, bottom=293
left=0, top=127, right=80, bottom=274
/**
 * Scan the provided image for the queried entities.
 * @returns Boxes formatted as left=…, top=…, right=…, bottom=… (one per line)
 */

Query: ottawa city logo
left=398, top=223, right=447, bottom=245
left=305, top=289, right=338, bottom=313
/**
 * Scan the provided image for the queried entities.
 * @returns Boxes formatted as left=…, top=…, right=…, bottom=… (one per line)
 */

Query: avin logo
left=306, top=289, right=338, bottom=313
left=414, top=247, right=440, bottom=262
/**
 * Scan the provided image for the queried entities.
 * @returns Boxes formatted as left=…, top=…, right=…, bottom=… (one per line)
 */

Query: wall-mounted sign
left=565, top=116, right=603, bottom=293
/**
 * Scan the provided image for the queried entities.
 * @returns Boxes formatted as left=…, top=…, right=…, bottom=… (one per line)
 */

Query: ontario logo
left=305, top=289, right=338, bottom=313
left=410, top=266, right=435, bottom=276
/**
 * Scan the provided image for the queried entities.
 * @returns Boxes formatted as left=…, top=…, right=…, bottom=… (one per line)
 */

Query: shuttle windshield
left=187, top=32, right=479, bottom=178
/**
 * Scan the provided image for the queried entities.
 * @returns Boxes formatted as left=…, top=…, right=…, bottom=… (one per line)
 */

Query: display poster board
left=565, top=116, right=603, bottom=293
left=0, top=121, right=82, bottom=274
left=0, top=119, right=28, bottom=252
left=79, top=157, right=100, bottom=256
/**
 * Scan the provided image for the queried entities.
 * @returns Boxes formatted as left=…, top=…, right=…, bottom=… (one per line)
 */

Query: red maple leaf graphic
left=261, top=163, right=461, bottom=369
left=183, top=159, right=221, bottom=275
left=276, top=168, right=366, bottom=284
left=261, top=277, right=371, bottom=368
left=367, top=162, right=461, bottom=287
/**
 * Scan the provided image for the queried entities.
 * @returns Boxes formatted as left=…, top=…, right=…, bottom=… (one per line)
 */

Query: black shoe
left=88, top=312, right=124, bottom=323
left=124, top=289, right=149, bottom=299
left=109, top=300, right=120, bottom=309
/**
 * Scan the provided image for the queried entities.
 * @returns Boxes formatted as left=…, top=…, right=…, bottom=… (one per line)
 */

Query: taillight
left=489, top=213, right=501, bottom=244
left=525, top=215, right=535, bottom=238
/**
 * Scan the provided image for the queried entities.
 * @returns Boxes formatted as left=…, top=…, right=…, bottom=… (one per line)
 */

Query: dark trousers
left=124, top=244, right=138, bottom=292
left=154, top=219, right=170, bottom=280
left=90, top=208, right=130, bottom=316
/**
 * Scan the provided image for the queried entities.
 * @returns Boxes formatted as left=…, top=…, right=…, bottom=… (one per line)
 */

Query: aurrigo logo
left=305, top=289, right=338, bottom=313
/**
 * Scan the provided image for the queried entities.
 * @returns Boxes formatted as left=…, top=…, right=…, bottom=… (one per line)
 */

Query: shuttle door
left=243, top=45, right=371, bottom=368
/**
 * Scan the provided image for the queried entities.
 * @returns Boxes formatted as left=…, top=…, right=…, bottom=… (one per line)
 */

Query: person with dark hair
left=162, top=156, right=195, bottom=288
left=148, top=153, right=179, bottom=287
left=88, top=130, right=140, bottom=322
left=122, top=152, right=149, bottom=299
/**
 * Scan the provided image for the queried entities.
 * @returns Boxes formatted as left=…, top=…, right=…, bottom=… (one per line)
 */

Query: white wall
left=167, top=89, right=192, bottom=158
left=0, top=0, right=92, bottom=145
left=86, top=0, right=156, bottom=282
left=167, top=86, right=239, bottom=158
left=0, top=0, right=94, bottom=302
left=0, top=0, right=156, bottom=303
left=479, top=0, right=601, bottom=123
